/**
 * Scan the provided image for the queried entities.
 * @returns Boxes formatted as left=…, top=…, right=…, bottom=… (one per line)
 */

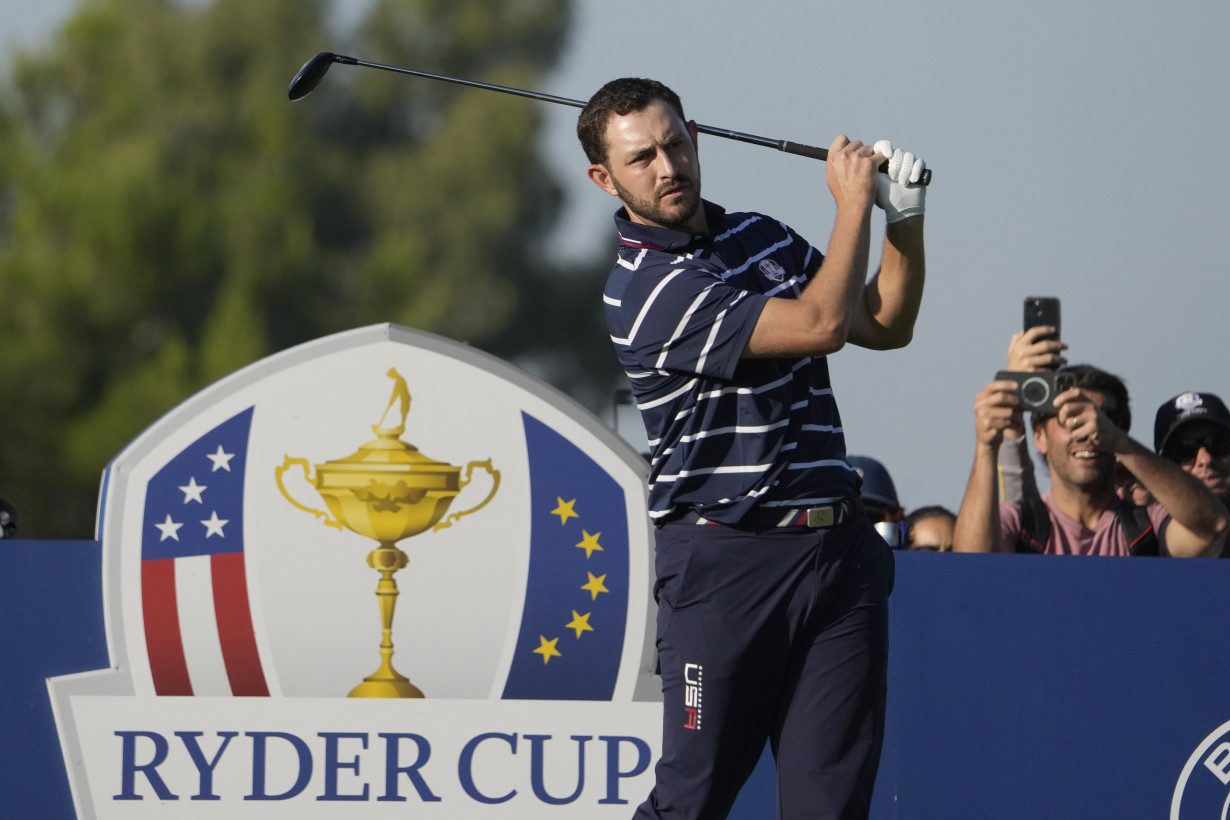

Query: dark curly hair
left=576, top=78, right=686, bottom=165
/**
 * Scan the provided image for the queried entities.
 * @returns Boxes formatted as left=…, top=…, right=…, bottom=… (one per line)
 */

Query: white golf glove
left=873, top=140, right=926, bottom=223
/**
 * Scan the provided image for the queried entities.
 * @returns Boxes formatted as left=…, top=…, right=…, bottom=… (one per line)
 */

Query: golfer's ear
left=588, top=163, right=618, bottom=197
left=687, top=119, right=699, bottom=149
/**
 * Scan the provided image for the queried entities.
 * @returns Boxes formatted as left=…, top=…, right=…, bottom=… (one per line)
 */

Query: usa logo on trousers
left=683, top=662, right=703, bottom=730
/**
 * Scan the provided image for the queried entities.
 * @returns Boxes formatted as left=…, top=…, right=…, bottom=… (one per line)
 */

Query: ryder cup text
left=114, top=730, right=652, bottom=805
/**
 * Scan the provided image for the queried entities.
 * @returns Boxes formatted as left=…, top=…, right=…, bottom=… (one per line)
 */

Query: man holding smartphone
left=952, top=356, right=1228, bottom=556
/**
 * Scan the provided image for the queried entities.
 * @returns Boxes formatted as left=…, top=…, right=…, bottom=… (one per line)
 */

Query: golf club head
left=288, top=52, right=338, bottom=101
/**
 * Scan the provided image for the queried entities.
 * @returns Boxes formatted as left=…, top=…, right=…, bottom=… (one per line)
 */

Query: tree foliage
left=0, top=0, right=621, bottom=538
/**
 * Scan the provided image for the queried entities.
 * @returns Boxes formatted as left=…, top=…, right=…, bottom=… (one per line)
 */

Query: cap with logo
left=1153, top=392, right=1230, bottom=453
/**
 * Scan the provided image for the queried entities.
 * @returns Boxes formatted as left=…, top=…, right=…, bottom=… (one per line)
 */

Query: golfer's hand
left=826, top=135, right=879, bottom=213
left=873, top=140, right=926, bottom=223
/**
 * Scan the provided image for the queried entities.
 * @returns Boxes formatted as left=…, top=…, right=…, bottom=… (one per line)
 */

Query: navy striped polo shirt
left=603, top=199, right=859, bottom=524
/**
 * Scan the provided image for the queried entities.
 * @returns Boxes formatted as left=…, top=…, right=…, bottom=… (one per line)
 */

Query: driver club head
left=288, top=52, right=339, bottom=101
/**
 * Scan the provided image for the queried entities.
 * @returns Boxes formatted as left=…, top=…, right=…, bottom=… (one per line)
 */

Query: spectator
left=997, top=328, right=1154, bottom=510
left=1154, top=391, right=1230, bottom=556
left=846, top=455, right=904, bottom=523
left=953, top=362, right=1227, bottom=556
left=1154, top=392, right=1230, bottom=503
left=847, top=455, right=906, bottom=546
left=904, top=506, right=955, bottom=551
left=995, top=325, right=1063, bottom=506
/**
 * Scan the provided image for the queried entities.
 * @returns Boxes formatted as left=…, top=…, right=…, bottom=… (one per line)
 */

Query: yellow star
left=581, top=572, right=609, bottom=600
left=551, top=497, right=579, bottom=525
left=575, top=530, right=604, bottom=558
left=533, top=635, right=562, bottom=664
left=566, top=610, right=594, bottom=639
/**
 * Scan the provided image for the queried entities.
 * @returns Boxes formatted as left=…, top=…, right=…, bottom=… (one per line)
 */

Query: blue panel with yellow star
left=502, top=413, right=630, bottom=699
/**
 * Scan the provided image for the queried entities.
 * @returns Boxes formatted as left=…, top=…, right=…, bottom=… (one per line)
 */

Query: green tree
left=0, top=0, right=620, bottom=539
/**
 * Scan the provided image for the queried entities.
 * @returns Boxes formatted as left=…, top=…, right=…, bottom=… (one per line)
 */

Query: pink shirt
left=999, top=493, right=1172, bottom=556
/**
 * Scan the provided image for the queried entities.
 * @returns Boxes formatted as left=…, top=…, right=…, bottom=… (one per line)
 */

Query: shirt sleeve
left=780, top=219, right=824, bottom=281
left=997, top=436, right=1038, bottom=504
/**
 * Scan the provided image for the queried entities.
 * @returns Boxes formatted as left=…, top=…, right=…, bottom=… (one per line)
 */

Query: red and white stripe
left=141, top=553, right=268, bottom=697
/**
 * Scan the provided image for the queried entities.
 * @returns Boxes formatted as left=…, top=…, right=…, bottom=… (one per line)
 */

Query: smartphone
left=996, top=370, right=1077, bottom=412
left=1024, top=296, right=1061, bottom=341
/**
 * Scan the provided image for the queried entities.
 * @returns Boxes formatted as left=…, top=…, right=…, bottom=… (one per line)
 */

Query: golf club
left=288, top=52, right=932, bottom=186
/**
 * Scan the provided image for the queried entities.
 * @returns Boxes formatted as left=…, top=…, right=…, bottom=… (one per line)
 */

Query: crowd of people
left=866, top=327, right=1230, bottom=556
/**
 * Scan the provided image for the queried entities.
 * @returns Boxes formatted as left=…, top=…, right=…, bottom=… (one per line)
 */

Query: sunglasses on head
left=1163, top=433, right=1230, bottom=465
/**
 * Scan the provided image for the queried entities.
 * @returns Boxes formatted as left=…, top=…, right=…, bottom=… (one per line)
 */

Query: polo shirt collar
left=613, top=199, right=727, bottom=251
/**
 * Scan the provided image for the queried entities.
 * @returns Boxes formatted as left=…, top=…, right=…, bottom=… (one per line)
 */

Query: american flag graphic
left=139, top=407, right=269, bottom=696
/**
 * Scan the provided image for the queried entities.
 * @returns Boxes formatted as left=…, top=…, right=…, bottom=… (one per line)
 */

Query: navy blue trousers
left=633, top=516, right=894, bottom=820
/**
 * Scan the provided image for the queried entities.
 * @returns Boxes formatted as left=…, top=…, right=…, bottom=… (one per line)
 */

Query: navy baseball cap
left=1154, top=392, right=1230, bottom=453
left=847, top=455, right=899, bottom=509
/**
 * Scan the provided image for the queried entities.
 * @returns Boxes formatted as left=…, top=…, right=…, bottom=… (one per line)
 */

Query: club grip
left=778, top=140, right=829, bottom=162
left=777, top=140, right=933, bottom=186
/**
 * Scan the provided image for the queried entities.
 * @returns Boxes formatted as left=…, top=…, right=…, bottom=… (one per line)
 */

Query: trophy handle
left=432, top=459, right=501, bottom=532
left=275, top=455, right=344, bottom=531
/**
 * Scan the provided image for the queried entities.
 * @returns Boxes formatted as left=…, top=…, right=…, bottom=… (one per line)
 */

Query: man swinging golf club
left=577, top=78, right=927, bottom=820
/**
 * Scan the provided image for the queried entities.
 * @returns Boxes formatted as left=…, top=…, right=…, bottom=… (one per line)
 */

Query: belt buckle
left=806, top=506, right=835, bottom=528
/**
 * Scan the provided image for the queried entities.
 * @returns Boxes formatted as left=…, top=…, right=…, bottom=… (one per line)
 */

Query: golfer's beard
left=611, top=174, right=701, bottom=230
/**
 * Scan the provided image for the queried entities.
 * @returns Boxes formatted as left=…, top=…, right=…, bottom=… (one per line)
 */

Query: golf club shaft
left=312, top=54, right=931, bottom=185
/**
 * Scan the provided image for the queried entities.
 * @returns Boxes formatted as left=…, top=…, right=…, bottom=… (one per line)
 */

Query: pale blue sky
left=5, top=0, right=1229, bottom=514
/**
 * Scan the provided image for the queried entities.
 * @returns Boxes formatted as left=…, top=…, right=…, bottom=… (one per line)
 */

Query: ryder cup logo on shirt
left=1171, top=719, right=1230, bottom=819
left=758, top=258, right=786, bottom=282
left=49, top=324, right=661, bottom=819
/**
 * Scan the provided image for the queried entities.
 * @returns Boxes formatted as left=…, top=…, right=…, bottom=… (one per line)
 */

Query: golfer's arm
left=848, top=217, right=925, bottom=350
left=745, top=205, right=871, bottom=358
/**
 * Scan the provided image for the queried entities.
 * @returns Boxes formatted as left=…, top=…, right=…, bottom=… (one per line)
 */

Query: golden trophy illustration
left=276, top=368, right=500, bottom=698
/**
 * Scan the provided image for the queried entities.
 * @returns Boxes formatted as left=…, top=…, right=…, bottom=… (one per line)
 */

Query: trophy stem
left=349, top=545, right=424, bottom=698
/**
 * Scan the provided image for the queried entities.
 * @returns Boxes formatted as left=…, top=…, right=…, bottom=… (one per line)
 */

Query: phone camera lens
left=1020, top=376, right=1050, bottom=406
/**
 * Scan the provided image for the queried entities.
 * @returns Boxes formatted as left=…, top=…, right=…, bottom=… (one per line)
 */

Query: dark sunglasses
left=1163, top=434, right=1230, bottom=465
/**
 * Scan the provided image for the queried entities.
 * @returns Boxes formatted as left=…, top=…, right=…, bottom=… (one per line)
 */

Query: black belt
left=667, top=496, right=863, bottom=529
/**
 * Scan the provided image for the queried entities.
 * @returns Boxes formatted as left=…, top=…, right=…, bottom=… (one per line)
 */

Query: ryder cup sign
left=49, top=324, right=659, bottom=819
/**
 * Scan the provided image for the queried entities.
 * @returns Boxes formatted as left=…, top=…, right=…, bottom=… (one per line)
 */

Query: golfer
left=577, top=78, right=927, bottom=820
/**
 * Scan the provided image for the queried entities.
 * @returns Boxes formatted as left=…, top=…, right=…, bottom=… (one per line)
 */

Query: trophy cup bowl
left=277, top=425, right=500, bottom=699
left=314, top=433, right=464, bottom=542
